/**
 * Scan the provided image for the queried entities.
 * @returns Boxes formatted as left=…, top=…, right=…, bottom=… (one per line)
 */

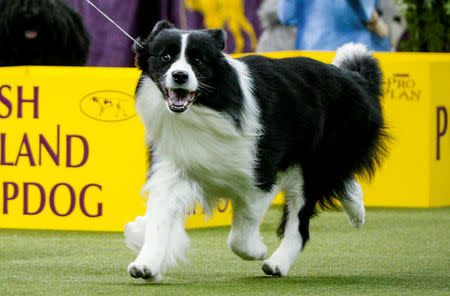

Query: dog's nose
left=172, top=71, right=189, bottom=84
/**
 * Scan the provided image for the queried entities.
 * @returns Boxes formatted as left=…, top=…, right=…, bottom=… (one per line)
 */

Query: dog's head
left=0, top=0, right=90, bottom=66
left=134, top=21, right=227, bottom=113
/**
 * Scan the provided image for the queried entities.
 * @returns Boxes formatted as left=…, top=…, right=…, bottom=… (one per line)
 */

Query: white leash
left=84, top=0, right=143, bottom=48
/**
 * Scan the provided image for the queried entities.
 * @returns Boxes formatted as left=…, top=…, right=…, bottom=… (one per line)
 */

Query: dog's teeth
left=168, top=98, right=173, bottom=105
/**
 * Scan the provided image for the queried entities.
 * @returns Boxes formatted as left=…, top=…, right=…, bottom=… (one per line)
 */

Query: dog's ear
left=205, top=29, right=227, bottom=51
left=132, top=37, right=149, bottom=69
left=148, top=20, right=175, bottom=41
left=133, top=20, right=174, bottom=63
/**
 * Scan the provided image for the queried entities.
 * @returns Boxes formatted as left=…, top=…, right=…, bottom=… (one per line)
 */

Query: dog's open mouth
left=163, top=88, right=196, bottom=113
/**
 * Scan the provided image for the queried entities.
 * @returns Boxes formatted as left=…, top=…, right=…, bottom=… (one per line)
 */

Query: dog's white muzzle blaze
left=162, top=33, right=198, bottom=113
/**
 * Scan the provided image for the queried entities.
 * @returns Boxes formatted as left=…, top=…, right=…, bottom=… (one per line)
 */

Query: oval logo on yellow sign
left=80, top=90, right=135, bottom=122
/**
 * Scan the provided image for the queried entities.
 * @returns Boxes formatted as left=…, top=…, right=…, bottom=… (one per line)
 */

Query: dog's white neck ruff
left=135, top=54, right=261, bottom=215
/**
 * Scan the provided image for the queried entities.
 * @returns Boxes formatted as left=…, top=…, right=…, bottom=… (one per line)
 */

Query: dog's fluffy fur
left=125, top=21, right=388, bottom=281
left=0, top=0, right=90, bottom=66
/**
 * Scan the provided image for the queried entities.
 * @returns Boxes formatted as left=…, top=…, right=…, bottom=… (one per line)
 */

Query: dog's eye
left=193, top=57, right=202, bottom=65
left=161, top=53, right=171, bottom=62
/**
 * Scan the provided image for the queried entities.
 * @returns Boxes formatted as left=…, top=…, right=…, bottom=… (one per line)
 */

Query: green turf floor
left=1, top=207, right=449, bottom=296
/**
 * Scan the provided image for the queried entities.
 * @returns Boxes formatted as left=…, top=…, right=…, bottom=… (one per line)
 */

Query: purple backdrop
left=68, top=0, right=263, bottom=67
left=67, top=0, right=140, bottom=67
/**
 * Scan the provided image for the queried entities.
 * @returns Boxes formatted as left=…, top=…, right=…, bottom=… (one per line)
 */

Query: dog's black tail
left=332, top=42, right=383, bottom=98
left=330, top=42, right=390, bottom=188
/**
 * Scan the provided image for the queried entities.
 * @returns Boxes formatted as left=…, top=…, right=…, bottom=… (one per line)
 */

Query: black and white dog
left=125, top=21, right=387, bottom=282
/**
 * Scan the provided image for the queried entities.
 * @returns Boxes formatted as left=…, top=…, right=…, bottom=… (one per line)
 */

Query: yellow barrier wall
left=0, top=51, right=449, bottom=232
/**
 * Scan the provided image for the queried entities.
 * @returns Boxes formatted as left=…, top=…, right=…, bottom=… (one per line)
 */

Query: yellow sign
left=0, top=51, right=449, bottom=232
left=0, top=66, right=233, bottom=232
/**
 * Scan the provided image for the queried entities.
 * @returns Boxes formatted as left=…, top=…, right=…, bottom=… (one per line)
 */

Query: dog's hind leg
left=338, top=179, right=365, bottom=228
left=262, top=166, right=312, bottom=277
left=227, top=188, right=277, bottom=260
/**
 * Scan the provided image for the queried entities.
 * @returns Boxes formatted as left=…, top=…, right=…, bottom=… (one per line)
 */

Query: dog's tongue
left=167, top=89, right=194, bottom=106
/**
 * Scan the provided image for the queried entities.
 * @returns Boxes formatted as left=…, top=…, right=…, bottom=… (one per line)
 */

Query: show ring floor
left=1, top=206, right=448, bottom=296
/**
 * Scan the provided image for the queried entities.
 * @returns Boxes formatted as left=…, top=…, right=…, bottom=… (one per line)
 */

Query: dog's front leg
left=127, top=197, right=171, bottom=281
left=127, top=166, right=200, bottom=281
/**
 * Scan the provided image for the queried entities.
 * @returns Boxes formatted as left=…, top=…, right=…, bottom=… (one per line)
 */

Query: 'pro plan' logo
left=80, top=91, right=135, bottom=122
left=384, top=73, right=422, bottom=101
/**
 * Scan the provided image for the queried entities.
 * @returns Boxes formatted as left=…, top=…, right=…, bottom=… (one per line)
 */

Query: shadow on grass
left=113, top=273, right=448, bottom=291
left=127, top=282, right=177, bottom=287
left=241, top=274, right=449, bottom=289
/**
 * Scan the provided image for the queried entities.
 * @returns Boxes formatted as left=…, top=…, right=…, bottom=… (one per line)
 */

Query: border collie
left=124, top=21, right=388, bottom=282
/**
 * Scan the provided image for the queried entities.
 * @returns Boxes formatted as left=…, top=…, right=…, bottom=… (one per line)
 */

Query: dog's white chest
left=135, top=76, right=259, bottom=200
left=156, top=110, right=255, bottom=199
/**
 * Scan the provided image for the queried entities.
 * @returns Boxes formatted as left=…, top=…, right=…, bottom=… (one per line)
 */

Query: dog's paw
left=261, top=259, right=288, bottom=277
left=228, top=235, right=267, bottom=261
left=341, top=181, right=365, bottom=228
left=127, top=261, right=163, bottom=282
left=342, top=200, right=365, bottom=228
left=347, top=211, right=365, bottom=228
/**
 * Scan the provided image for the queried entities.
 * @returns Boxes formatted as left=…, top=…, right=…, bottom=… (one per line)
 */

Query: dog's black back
left=242, top=55, right=387, bottom=206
